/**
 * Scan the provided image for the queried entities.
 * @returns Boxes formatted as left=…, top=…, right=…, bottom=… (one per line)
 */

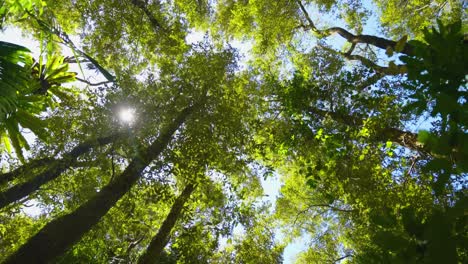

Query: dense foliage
left=0, top=0, right=466, bottom=263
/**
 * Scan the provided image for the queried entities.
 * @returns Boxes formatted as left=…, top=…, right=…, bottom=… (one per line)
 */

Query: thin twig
left=333, top=254, right=352, bottom=263
left=76, top=77, right=113, bottom=86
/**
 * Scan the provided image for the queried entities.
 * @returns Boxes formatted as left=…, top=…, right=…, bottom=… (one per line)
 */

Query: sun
left=118, top=108, right=136, bottom=124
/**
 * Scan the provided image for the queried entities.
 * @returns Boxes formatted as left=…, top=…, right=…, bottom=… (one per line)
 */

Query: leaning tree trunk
left=4, top=105, right=196, bottom=264
left=0, top=157, right=53, bottom=185
left=0, top=133, right=121, bottom=209
left=138, top=183, right=196, bottom=264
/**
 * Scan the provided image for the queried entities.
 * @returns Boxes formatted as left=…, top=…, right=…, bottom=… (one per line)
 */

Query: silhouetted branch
left=76, top=77, right=113, bottom=86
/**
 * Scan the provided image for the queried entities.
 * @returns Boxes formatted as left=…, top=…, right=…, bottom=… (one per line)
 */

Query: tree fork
left=138, top=183, right=196, bottom=264
left=296, top=0, right=414, bottom=56
left=4, top=105, right=196, bottom=264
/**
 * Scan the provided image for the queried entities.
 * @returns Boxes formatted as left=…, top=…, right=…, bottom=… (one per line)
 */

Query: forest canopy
left=0, top=0, right=467, bottom=263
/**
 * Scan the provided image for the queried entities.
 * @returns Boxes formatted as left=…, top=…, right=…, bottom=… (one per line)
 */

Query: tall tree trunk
left=138, top=183, right=196, bottom=264
left=0, top=133, right=121, bottom=209
left=4, top=105, right=196, bottom=264
left=0, top=157, right=54, bottom=185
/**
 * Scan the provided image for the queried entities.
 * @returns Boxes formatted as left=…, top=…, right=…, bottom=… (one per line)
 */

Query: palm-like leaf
left=0, top=41, right=76, bottom=161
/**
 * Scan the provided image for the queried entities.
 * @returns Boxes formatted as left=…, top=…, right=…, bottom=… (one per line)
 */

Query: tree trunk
left=0, top=134, right=120, bottom=209
left=4, top=105, right=195, bottom=264
left=138, top=183, right=196, bottom=264
left=0, top=157, right=54, bottom=185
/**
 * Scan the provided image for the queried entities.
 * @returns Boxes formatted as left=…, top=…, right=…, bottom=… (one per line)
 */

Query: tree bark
left=138, top=183, right=196, bottom=264
left=296, top=0, right=414, bottom=56
left=130, top=0, right=167, bottom=33
left=0, top=157, right=54, bottom=185
left=4, top=105, right=195, bottom=264
left=324, top=27, right=413, bottom=56
left=0, top=134, right=120, bottom=210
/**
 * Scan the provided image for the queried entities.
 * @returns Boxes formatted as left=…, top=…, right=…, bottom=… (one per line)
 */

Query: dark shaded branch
left=138, top=183, right=196, bottom=264
left=0, top=157, right=54, bottom=185
left=4, top=104, right=197, bottom=263
left=307, top=106, right=426, bottom=153
left=343, top=53, right=398, bottom=75
left=75, top=77, right=113, bottom=86
left=296, top=0, right=413, bottom=56
left=354, top=73, right=384, bottom=91
left=333, top=254, right=352, bottom=263
left=0, top=133, right=122, bottom=209
left=345, top=53, right=407, bottom=76
left=345, top=43, right=357, bottom=56
left=130, top=0, right=167, bottom=34
left=320, top=45, right=403, bottom=75
left=309, top=203, right=355, bottom=213
left=126, top=236, right=145, bottom=256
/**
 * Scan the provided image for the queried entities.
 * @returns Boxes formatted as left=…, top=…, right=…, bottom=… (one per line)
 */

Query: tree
left=1, top=0, right=467, bottom=263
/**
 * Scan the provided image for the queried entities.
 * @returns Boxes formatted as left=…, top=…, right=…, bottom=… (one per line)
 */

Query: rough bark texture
left=0, top=134, right=120, bottom=210
left=4, top=105, right=195, bottom=264
left=296, top=0, right=414, bottom=56
left=0, top=157, right=54, bottom=185
left=325, top=27, right=414, bottom=56
left=138, top=184, right=196, bottom=264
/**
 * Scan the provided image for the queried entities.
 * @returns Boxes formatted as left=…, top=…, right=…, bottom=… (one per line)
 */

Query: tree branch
left=333, top=254, right=352, bottom=263
left=307, top=106, right=427, bottom=153
left=354, top=73, right=384, bottom=91
left=296, top=0, right=414, bottom=56
left=0, top=133, right=122, bottom=209
left=75, top=77, right=113, bottom=86
left=319, top=44, right=403, bottom=75
left=294, top=203, right=355, bottom=225
left=130, top=0, right=168, bottom=34
left=0, top=157, right=54, bottom=185
left=4, top=104, right=197, bottom=263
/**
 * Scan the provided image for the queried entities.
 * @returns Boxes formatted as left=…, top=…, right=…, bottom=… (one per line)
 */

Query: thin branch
left=319, top=44, right=402, bottom=76
left=293, top=203, right=355, bottom=225
left=126, top=235, right=145, bottom=256
left=306, top=106, right=430, bottom=154
left=345, top=43, right=356, bottom=56
left=333, top=254, right=352, bottom=263
left=296, top=0, right=318, bottom=32
left=343, top=53, right=400, bottom=75
left=354, top=73, right=385, bottom=91
left=75, top=77, right=113, bottom=86
left=130, top=0, right=168, bottom=34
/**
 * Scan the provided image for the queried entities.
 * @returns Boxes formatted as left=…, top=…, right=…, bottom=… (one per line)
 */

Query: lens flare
left=118, top=108, right=135, bottom=124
